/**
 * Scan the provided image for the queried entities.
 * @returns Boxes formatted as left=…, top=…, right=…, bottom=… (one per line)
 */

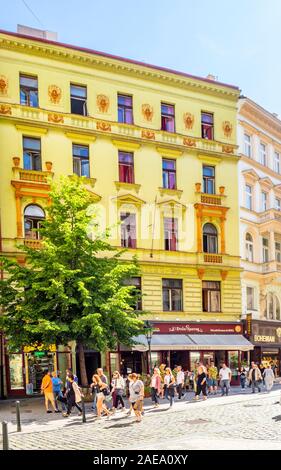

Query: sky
left=2, top=0, right=281, bottom=115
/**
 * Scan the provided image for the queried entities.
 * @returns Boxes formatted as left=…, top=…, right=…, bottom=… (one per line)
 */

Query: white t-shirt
left=219, top=367, right=231, bottom=381
left=176, top=371, right=185, bottom=385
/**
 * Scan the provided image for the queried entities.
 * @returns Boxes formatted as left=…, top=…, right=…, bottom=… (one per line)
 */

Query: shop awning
left=131, top=334, right=253, bottom=352
left=132, top=334, right=195, bottom=351
left=187, top=334, right=254, bottom=351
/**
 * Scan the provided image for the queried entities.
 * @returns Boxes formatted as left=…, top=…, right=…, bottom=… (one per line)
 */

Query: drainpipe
left=0, top=209, right=5, bottom=398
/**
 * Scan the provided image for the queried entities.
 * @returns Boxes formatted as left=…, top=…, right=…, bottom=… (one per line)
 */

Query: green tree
left=0, top=176, right=145, bottom=386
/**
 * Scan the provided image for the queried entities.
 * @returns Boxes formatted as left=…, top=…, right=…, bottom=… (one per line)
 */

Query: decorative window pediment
left=113, top=193, right=146, bottom=207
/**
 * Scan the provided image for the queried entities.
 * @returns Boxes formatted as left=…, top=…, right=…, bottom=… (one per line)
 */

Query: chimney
left=206, top=74, right=218, bottom=81
left=17, top=24, right=58, bottom=41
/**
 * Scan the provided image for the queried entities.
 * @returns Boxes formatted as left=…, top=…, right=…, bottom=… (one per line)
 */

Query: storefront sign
left=246, top=314, right=252, bottom=336
left=254, top=335, right=275, bottom=343
left=152, top=322, right=242, bottom=335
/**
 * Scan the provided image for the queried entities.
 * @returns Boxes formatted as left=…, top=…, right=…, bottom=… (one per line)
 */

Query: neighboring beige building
left=238, top=97, right=281, bottom=373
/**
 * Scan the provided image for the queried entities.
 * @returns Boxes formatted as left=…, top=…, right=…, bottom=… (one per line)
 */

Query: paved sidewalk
left=0, top=385, right=281, bottom=450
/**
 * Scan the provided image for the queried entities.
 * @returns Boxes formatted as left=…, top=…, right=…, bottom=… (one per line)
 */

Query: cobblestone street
left=1, top=386, right=281, bottom=450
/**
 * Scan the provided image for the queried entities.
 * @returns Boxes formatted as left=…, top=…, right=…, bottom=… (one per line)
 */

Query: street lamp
left=144, top=320, right=153, bottom=375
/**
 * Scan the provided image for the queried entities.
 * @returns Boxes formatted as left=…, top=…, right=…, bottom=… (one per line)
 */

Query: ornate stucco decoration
left=97, top=94, right=109, bottom=113
left=142, top=104, right=153, bottom=121
left=141, top=129, right=155, bottom=140
left=0, top=75, right=8, bottom=95
left=96, top=120, right=111, bottom=132
left=183, top=112, right=194, bottom=130
left=183, top=137, right=196, bottom=147
left=0, top=104, right=11, bottom=114
left=222, top=145, right=234, bottom=154
left=48, top=113, right=64, bottom=123
left=48, top=85, right=62, bottom=104
left=222, top=120, right=233, bottom=138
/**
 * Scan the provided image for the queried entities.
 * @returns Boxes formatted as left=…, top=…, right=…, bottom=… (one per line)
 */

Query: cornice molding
left=0, top=34, right=239, bottom=99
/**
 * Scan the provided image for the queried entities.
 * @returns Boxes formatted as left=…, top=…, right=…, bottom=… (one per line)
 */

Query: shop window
left=264, top=293, right=281, bottom=321
left=244, top=134, right=251, bottom=158
left=161, top=103, right=175, bottom=132
left=164, top=217, right=178, bottom=251
left=203, top=223, right=218, bottom=253
left=118, top=94, right=133, bottom=124
left=118, top=151, right=134, bottom=183
left=70, top=84, right=87, bottom=115
left=24, top=204, right=45, bottom=239
left=20, top=74, right=38, bottom=107
left=245, top=233, right=254, bottom=262
left=120, top=212, right=136, bottom=248
left=203, top=165, right=215, bottom=194
left=23, top=136, right=41, bottom=171
left=246, top=286, right=255, bottom=310
left=123, top=276, right=142, bottom=310
left=201, top=112, right=214, bottom=140
left=262, top=238, right=269, bottom=263
left=8, top=354, right=24, bottom=390
left=73, top=144, right=89, bottom=177
left=162, top=278, right=183, bottom=311
left=202, top=281, right=221, bottom=312
left=162, top=159, right=176, bottom=189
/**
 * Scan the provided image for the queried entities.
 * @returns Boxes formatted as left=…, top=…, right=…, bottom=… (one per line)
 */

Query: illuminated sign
left=254, top=335, right=275, bottom=343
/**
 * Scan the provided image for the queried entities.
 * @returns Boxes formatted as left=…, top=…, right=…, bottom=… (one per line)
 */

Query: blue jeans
left=240, top=377, right=246, bottom=389
left=251, top=380, right=261, bottom=393
left=220, top=379, right=230, bottom=395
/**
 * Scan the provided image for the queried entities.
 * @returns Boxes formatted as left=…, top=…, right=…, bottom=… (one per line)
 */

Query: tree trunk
left=77, top=342, right=88, bottom=387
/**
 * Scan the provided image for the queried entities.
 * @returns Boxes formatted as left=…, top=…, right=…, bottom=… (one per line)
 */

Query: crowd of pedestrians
left=40, top=361, right=277, bottom=421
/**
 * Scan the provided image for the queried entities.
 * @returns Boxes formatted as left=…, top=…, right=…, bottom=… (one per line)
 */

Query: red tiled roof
left=0, top=29, right=239, bottom=91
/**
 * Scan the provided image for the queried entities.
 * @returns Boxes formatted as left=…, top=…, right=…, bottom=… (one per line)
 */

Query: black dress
left=196, top=372, right=207, bottom=396
left=66, top=382, right=82, bottom=414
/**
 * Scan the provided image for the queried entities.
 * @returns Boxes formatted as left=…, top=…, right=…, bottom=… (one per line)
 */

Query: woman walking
left=91, top=374, right=112, bottom=419
left=150, top=367, right=161, bottom=407
left=164, top=368, right=176, bottom=407
left=129, top=373, right=144, bottom=422
left=63, top=373, right=83, bottom=417
left=263, top=365, right=275, bottom=392
left=238, top=367, right=247, bottom=391
left=195, top=362, right=207, bottom=400
left=111, top=371, right=126, bottom=413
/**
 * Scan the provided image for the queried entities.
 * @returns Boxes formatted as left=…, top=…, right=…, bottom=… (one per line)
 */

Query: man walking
left=97, top=368, right=108, bottom=384
left=219, top=363, right=232, bottom=396
left=249, top=363, right=262, bottom=393
left=41, top=370, right=59, bottom=413
left=176, top=366, right=185, bottom=399
left=208, top=361, right=218, bottom=395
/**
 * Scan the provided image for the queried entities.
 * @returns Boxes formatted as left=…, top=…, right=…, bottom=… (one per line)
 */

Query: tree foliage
left=0, top=176, right=145, bottom=355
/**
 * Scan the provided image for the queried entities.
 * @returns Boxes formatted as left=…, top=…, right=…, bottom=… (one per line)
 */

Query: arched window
left=245, top=233, right=254, bottom=262
left=203, top=223, right=218, bottom=253
left=24, top=204, right=45, bottom=240
left=264, top=293, right=281, bottom=320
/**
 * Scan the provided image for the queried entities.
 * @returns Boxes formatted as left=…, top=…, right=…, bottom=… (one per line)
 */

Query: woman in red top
left=150, top=367, right=161, bottom=408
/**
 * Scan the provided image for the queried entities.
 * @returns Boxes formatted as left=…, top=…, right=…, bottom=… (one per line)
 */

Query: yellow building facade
left=0, top=29, right=251, bottom=395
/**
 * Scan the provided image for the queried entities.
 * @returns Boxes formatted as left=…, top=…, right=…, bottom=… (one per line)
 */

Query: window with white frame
left=244, top=134, right=251, bottom=157
left=262, top=237, right=269, bottom=262
left=245, top=184, right=252, bottom=210
left=259, top=143, right=267, bottom=166
left=264, top=293, right=281, bottom=320
left=275, top=242, right=281, bottom=262
left=261, top=191, right=267, bottom=211
left=274, top=152, right=280, bottom=173
left=246, top=286, right=255, bottom=310
left=275, top=198, right=281, bottom=211
left=245, top=233, right=254, bottom=262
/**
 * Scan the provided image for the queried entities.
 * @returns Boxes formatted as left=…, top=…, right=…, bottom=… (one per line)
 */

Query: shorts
left=132, top=400, right=143, bottom=411
left=208, top=379, right=217, bottom=387
left=96, top=392, right=104, bottom=399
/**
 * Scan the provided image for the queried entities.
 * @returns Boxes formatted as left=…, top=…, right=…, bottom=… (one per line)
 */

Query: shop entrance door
left=170, top=351, right=189, bottom=370
left=27, top=351, right=55, bottom=394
